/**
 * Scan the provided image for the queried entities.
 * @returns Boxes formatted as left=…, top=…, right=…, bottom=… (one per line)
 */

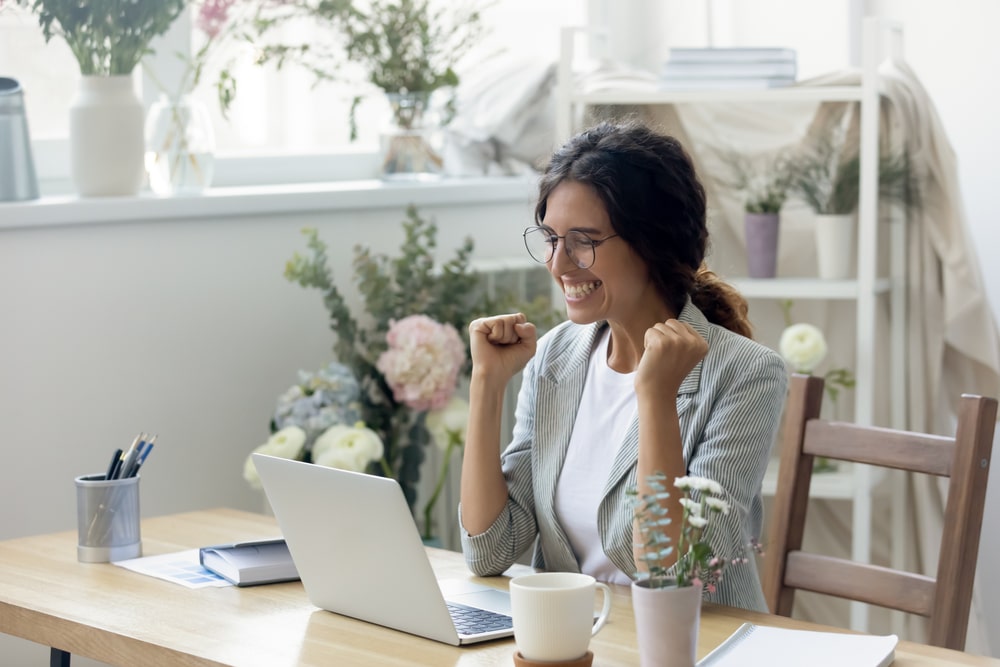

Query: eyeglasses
left=523, top=226, right=619, bottom=270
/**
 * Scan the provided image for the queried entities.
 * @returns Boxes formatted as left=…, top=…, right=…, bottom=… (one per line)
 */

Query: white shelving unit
left=555, top=18, right=908, bottom=632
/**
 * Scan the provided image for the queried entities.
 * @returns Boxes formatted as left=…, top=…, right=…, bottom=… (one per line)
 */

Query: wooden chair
left=762, top=374, right=997, bottom=650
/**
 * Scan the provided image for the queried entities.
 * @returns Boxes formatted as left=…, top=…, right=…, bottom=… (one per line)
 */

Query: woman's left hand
left=636, top=319, right=708, bottom=397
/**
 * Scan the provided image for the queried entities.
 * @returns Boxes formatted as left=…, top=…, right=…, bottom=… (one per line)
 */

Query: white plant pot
left=632, top=580, right=701, bottom=667
left=814, top=213, right=856, bottom=280
left=69, top=75, right=146, bottom=197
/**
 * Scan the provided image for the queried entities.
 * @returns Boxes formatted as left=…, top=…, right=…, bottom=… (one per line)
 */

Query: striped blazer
left=459, top=300, right=788, bottom=612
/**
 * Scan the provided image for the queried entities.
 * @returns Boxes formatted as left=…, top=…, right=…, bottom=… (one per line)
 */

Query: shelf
left=570, top=85, right=865, bottom=107
left=728, top=277, right=891, bottom=300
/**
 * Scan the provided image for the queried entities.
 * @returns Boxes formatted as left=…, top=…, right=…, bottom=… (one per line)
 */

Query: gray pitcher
left=0, top=77, right=40, bottom=202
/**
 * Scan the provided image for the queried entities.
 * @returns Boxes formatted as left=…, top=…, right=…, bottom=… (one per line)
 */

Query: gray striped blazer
left=459, top=300, right=787, bottom=612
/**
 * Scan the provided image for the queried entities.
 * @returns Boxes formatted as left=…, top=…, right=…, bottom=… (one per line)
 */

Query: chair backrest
left=762, top=374, right=997, bottom=650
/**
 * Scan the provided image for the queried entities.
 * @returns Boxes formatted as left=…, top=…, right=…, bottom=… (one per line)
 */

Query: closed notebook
left=697, top=623, right=897, bottom=667
left=199, top=537, right=300, bottom=587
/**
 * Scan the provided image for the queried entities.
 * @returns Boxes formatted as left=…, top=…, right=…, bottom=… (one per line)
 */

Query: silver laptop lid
left=252, top=453, right=461, bottom=645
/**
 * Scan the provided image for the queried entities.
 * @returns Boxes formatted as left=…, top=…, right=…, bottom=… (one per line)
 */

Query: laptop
left=252, top=453, right=515, bottom=646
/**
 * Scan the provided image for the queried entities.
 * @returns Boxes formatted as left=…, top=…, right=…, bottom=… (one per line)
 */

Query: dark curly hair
left=534, top=119, right=752, bottom=338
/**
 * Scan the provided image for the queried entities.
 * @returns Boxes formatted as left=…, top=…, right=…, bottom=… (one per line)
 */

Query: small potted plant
left=629, top=473, right=737, bottom=667
left=793, top=126, right=919, bottom=279
left=254, top=0, right=490, bottom=179
left=715, top=149, right=797, bottom=279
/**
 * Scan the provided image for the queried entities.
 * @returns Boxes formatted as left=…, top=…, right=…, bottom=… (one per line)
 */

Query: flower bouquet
left=272, top=206, right=503, bottom=528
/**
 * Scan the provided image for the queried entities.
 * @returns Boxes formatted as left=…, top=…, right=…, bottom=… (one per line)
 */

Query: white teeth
left=564, top=280, right=602, bottom=298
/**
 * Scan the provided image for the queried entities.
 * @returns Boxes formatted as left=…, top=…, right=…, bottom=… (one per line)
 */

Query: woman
left=459, top=119, right=787, bottom=612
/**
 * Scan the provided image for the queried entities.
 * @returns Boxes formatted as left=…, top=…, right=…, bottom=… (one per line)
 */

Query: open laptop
left=252, top=453, right=515, bottom=646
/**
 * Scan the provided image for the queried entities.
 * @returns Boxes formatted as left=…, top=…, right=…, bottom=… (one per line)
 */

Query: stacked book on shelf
left=660, top=47, right=797, bottom=90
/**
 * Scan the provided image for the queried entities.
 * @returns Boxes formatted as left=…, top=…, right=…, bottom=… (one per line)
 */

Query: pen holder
left=75, top=473, right=141, bottom=563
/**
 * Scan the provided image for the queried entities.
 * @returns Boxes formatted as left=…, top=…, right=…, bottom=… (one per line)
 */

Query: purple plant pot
left=745, top=212, right=780, bottom=279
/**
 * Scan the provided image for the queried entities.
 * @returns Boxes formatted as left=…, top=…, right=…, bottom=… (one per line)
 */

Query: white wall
left=872, top=0, right=1000, bottom=655
left=0, top=191, right=535, bottom=665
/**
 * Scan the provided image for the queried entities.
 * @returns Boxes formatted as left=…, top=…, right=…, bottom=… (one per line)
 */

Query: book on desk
left=698, top=623, right=897, bottom=667
left=198, top=537, right=299, bottom=587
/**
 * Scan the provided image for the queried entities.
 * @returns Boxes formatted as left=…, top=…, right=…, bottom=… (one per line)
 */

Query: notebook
left=697, top=622, right=897, bottom=666
left=251, top=453, right=515, bottom=646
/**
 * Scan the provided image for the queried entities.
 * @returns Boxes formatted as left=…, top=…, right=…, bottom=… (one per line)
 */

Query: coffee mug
left=509, top=572, right=612, bottom=662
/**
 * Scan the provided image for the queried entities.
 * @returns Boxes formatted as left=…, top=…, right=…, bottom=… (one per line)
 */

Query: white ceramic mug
left=509, top=572, right=612, bottom=662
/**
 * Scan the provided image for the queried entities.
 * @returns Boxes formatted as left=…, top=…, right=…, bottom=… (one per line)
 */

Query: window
left=1, top=1, right=585, bottom=192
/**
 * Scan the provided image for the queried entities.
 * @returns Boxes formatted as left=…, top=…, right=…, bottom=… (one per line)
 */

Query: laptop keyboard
left=447, top=602, right=514, bottom=635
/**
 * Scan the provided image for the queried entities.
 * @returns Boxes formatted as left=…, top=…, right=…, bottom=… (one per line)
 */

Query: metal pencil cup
left=75, top=474, right=142, bottom=563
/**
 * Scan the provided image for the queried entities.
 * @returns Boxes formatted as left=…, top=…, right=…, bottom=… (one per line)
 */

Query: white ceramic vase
left=69, top=75, right=146, bottom=197
left=814, top=213, right=856, bottom=279
left=632, top=580, right=702, bottom=667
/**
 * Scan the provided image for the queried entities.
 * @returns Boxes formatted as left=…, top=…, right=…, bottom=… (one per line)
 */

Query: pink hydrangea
left=376, top=315, right=466, bottom=411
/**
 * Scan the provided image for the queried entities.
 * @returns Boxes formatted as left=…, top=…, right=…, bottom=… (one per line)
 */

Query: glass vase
left=144, top=93, right=216, bottom=196
left=380, top=91, right=444, bottom=181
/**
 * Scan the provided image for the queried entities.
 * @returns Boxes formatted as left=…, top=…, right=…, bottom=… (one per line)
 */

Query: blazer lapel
left=603, top=300, right=709, bottom=496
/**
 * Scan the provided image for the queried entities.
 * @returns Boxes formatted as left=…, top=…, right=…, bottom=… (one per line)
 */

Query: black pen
left=104, top=448, right=123, bottom=480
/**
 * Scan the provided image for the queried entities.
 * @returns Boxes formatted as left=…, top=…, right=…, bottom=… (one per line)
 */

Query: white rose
left=243, top=426, right=307, bottom=489
left=312, top=422, right=384, bottom=473
left=779, top=323, right=828, bottom=373
left=426, top=397, right=469, bottom=451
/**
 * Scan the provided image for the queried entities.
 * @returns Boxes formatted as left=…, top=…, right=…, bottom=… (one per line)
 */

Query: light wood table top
left=0, top=508, right=996, bottom=666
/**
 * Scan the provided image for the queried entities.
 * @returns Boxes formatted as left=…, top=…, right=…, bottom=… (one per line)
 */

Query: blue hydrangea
left=273, top=362, right=363, bottom=448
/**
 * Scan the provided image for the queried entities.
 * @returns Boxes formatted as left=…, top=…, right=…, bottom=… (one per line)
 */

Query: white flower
left=688, top=515, right=709, bottom=528
left=242, top=426, right=306, bottom=490
left=425, top=397, right=469, bottom=451
left=674, top=475, right=723, bottom=496
left=779, top=323, right=828, bottom=373
left=705, top=497, right=731, bottom=515
left=679, top=497, right=702, bottom=516
left=312, top=422, right=384, bottom=473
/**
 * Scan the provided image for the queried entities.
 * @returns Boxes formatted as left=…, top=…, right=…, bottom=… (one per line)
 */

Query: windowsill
left=0, top=175, right=540, bottom=230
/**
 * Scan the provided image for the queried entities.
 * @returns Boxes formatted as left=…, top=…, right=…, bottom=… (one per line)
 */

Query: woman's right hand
left=468, top=313, right=537, bottom=385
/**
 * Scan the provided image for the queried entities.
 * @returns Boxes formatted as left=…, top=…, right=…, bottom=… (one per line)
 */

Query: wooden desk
left=0, top=509, right=996, bottom=667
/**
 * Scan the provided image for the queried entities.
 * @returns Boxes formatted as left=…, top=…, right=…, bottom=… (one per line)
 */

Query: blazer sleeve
left=459, top=343, right=545, bottom=576
left=687, top=344, right=788, bottom=610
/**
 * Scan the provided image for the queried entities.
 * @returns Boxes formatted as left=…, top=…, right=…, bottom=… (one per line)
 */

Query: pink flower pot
left=744, top=212, right=780, bottom=278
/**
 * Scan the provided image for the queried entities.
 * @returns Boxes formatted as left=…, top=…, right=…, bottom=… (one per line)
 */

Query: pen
left=129, top=436, right=157, bottom=477
left=116, top=433, right=144, bottom=480
left=104, top=448, right=123, bottom=480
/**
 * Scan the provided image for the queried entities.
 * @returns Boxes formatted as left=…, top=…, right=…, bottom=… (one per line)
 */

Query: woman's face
left=541, top=180, right=656, bottom=326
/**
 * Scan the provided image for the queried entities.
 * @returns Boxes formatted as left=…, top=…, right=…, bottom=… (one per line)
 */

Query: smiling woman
left=459, top=119, right=788, bottom=617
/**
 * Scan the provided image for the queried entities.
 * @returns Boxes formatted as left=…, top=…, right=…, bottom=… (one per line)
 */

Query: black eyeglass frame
left=522, top=226, right=620, bottom=269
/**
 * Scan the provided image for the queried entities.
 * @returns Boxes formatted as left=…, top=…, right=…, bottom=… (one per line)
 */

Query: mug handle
left=591, top=582, right=612, bottom=636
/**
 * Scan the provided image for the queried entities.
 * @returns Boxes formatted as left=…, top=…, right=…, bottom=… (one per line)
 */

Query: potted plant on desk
left=629, top=473, right=745, bottom=667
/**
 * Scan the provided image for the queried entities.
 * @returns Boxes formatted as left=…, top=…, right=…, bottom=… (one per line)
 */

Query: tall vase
left=814, top=213, right=856, bottom=279
left=632, top=580, right=702, bottom=667
left=144, top=93, right=216, bottom=196
left=744, top=212, right=780, bottom=279
left=69, top=75, right=146, bottom=197
left=380, top=91, right=444, bottom=181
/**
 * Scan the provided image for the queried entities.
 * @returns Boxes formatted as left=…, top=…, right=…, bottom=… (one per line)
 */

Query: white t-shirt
left=553, top=328, right=636, bottom=585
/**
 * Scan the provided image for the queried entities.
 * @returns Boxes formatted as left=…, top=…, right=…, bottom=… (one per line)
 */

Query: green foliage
left=283, top=205, right=554, bottom=507
left=14, top=0, right=185, bottom=75
left=794, top=133, right=921, bottom=216
left=715, top=148, right=797, bottom=214
left=251, top=0, right=491, bottom=136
